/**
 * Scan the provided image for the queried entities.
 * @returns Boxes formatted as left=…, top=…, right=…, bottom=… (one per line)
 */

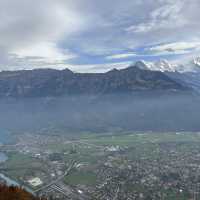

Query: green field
left=2, top=152, right=47, bottom=180
left=80, top=132, right=200, bottom=147
left=64, top=169, right=97, bottom=186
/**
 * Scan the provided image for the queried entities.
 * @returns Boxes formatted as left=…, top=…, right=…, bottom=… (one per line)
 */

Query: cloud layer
left=1, top=0, right=200, bottom=72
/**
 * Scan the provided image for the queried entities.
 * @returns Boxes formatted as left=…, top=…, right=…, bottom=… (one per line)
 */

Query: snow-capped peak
left=134, top=60, right=178, bottom=72
left=134, top=58, right=200, bottom=73
left=134, top=60, right=151, bottom=70
left=154, top=60, right=177, bottom=72
left=193, top=57, right=200, bottom=67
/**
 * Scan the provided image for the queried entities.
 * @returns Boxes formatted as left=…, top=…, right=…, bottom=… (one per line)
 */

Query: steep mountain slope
left=0, top=66, right=186, bottom=98
left=0, top=184, right=44, bottom=200
left=133, top=58, right=200, bottom=92
left=134, top=60, right=178, bottom=72
left=166, top=71, right=200, bottom=92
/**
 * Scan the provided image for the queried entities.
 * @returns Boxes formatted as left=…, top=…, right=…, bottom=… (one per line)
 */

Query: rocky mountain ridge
left=0, top=65, right=186, bottom=98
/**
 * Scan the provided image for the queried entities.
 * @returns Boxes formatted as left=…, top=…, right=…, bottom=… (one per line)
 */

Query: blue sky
left=1, top=0, right=200, bottom=72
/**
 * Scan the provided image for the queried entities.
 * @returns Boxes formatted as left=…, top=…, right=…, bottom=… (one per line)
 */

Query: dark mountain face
left=166, top=71, right=200, bottom=92
left=0, top=66, right=187, bottom=98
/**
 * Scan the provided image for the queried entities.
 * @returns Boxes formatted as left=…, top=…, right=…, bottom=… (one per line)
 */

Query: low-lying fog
left=0, top=93, right=199, bottom=134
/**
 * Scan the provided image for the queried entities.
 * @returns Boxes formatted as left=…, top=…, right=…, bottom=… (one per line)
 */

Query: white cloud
left=11, top=42, right=77, bottom=65
left=126, top=0, right=186, bottom=33
left=0, top=0, right=86, bottom=70
left=1, top=0, right=200, bottom=71
left=149, top=42, right=200, bottom=54
left=106, top=53, right=137, bottom=60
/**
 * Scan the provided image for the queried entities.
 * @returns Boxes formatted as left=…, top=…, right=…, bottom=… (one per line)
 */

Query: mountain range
left=0, top=63, right=191, bottom=98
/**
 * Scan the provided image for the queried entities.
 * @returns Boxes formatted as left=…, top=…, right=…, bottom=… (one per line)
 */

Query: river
left=0, top=173, right=19, bottom=187
left=0, top=156, right=35, bottom=195
left=0, top=173, right=35, bottom=195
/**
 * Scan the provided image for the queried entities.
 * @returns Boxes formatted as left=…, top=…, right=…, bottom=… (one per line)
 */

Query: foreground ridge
left=0, top=184, right=46, bottom=200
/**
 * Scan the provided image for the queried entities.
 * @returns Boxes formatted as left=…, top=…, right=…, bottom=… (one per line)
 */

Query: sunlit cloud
left=106, top=53, right=137, bottom=60
left=0, top=0, right=200, bottom=72
left=11, top=42, right=77, bottom=65
left=149, top=42, right=200, bottom=53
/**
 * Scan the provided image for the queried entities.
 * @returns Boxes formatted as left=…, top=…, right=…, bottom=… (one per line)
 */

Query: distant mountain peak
left=132, top=58, right=200, bottom=73
left=154, top=60, right=177, bottom=72
left=193, top=57, right=200, bottom=67
left=133, top=59, right=178, bottom=72
left=63, top=68, right=74, bottom=73
left=107, top=68, right=119, bottom=73
left=134, top=60, right=150, bottom=70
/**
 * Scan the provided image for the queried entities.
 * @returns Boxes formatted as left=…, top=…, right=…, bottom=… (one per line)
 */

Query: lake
left=0, top=152, right=7, bottom=163
left=0, top=129, right=14, bottom=145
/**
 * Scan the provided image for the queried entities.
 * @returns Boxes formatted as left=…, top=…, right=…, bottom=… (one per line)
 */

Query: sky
left=1, top=0, right=200, bottom=72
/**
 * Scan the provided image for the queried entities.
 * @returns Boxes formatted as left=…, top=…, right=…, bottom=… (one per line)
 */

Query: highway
left=34, top=160, right=76, bottom=194
left=51, top=185, right=70, bottom=198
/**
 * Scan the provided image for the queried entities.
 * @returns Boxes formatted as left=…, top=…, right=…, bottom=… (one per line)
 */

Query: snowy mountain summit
left=134, top=60, right=180, bottom=72
left=193, top=57, right=200, bottom=67
left=134, top=58, right=200, bottom=73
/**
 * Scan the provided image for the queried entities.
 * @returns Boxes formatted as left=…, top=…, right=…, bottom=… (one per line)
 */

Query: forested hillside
left=0, top=184, right=46, bottom=200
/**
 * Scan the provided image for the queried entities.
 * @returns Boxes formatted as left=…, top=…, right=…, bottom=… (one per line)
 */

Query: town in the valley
left=1, top=131, right=200, bottom=200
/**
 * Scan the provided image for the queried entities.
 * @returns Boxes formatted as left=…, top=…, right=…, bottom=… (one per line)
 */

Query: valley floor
left=1, top=131, right=200, bottom=199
